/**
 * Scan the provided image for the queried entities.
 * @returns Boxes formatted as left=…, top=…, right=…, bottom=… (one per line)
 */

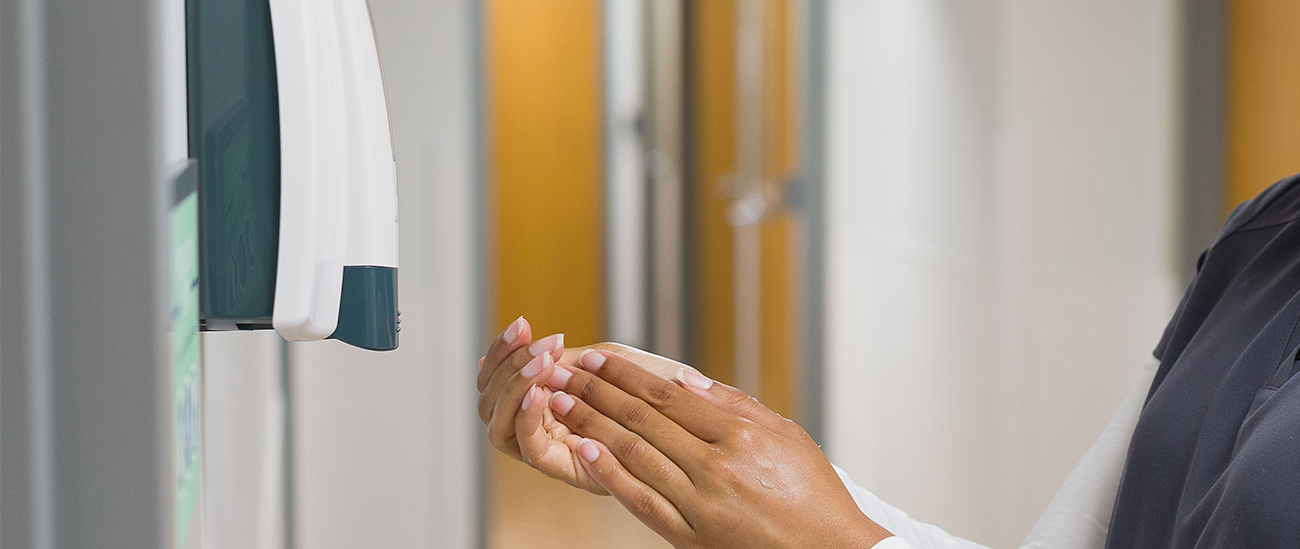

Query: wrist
left=835, top=514, right=894, bottom=548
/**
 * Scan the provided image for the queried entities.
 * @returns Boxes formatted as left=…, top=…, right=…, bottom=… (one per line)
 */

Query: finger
left=514, top=384, right=554, bottom=464
left=675, top=371, right=811, bottom=443
left=574, top=350, right=734, bottom=442
left=549, top=391, right=695, bottom=502
left=542, top=364, right=575, bottom=392
left=512, top=384, right=609, bottom=495
left=478, top=316, right=532, bottom=392
left=556, top=342, right=689, bottom=382
left=576, top=438, right=693, bottom=542
left=487, top=352, right=556, bottom=455
left=478, top=346, right=533, bottom=423
left=478, top=333, right=566, bottom=422
left=548, top=365, right=710, bottom=467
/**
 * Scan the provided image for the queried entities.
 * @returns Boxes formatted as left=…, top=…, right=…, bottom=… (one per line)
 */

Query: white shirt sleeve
left=849, top=361, right=1158, bottom=549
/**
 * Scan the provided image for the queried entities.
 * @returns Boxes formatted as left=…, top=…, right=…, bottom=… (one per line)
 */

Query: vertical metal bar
left=680, top=1, right=701, bottom=368
left=646, top=0, right=686, bottom=359
left=469, top=0, right=489, bottom=546
left=280, top=341, right=297, bottom=549
left=732, top=0, right=764, bottom=395
left=796, top=0, right=828, bottom=445
left=0, top=0, right=55, bottom=545
left=1178, top=0, right=1226, bottom=277
left=603, top=0, right=649, bottom=348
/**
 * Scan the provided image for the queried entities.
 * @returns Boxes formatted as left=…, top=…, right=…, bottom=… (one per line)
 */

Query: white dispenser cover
left=269, top=0, right=398, bottom=341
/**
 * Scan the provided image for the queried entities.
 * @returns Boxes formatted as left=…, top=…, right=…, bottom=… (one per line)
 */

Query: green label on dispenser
left=169, top=189, right=202, bottom=547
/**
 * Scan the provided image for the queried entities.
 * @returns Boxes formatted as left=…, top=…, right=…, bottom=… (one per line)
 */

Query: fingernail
left=551, top=334, right=565, bottom=358
left=578, top=438, right=600, bottom=462
left=521, top=385, right=536, bottom=411
left=529, top=334, right=564, bottom=357
left=579, top=349, right=606, bottom=372
left=550, top=366, right=572, bottom=388
left=520, top=352, right=550, bottom=378
left=676, top=368, right=713, bottom=390
left=477, top=356, right=485, bottom=370
left=503, top=316, right=525, bottom=345
left=550, top=391, right=576, bottom=415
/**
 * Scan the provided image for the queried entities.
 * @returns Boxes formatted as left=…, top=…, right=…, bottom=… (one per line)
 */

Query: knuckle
left=714, top=462, right=743, bottom=488
left=563, top=406, right=592, bottom=430
left=617, top=401, right=655, bottom=431
left=725, top=389, right=752, bottom=407
left=614, top=435, right=651, bottom=463
left=505, top=347, right=533, bottom=372
left=630, top=489, right=660, bottom=518
left=645, top=461, right=677, bottom=487
left=568, top=374, right=600, bottom=401
left=643, top=381, right=679, bottom=408
left=732, top=421, right=762, bottom=445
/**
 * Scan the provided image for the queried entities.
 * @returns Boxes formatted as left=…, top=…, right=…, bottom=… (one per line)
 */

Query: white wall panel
left=202, top=332, right=286, bottom=549
left=290, top=0, right=482, bottom=548
left=824, top=1, right=1181, bottom=545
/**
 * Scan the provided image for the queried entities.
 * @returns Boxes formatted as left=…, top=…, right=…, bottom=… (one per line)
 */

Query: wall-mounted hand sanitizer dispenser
left=187, top=0, right=399, bottom=351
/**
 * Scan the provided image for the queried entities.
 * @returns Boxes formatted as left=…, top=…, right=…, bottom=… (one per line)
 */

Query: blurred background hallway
left=4, top=0, right=1300, bottom=548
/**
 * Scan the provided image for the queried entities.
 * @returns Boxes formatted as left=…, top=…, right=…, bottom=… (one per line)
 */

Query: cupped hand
left=477, top=320, right=678, bottom=495
left=476, top=317, right=608, bottom=493
left=542, top=348, right=893, bottom=548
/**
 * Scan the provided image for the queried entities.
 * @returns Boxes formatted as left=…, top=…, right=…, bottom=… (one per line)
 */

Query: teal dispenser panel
left=187, top=0, right=280, bottom=331
left=334, top=266, right=400, bottom=351
left=188, top=0, right=399, bottom=350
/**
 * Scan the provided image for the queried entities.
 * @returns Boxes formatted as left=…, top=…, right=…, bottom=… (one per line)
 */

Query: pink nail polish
left=578, top=439, right=600, bottom=462
left=550, top=392, right=576, bottom=415
left=550, top=366, right=572, bottom=388
left=529, top=334, right=564, bottom=357
left=520, top=353, right=548, bottom=378
left=579, top=349, right=606, bottom=372
left=503, top=316, right=525, bottom=345
left=521, top=385, right=536, bottom=411
left=676, top=368, right=713, bottom=390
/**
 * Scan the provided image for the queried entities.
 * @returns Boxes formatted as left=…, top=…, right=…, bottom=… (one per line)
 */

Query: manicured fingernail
left=477, top=356, right=485, bottom=370
left=550, top=391, right=576, bottom=415
left=503, top=316, right=525, bottom=344
left=551, top=334, right=565, bottom=358
left=676, top=368, right=713, bottom=390
left=579, top=349, right=606, bottom=372
left=529, top=334, right=564, bottom=357
left=550, top=366, right=572, bottom=388
left=521, top=385, right=536, bottom=411
left=520, top=352, right=550, bottom=378
left=578, top=438, right=600, bottom=462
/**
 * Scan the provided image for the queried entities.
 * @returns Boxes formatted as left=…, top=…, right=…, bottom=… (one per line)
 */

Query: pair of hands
left=476, top=317, right=892, bottom=548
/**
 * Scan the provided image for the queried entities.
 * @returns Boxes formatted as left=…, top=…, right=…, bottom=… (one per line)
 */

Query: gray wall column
left=2, top=0, right=179, bottom=546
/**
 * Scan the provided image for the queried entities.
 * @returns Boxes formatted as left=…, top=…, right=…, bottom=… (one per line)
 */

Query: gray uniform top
left=1107, top=174, right=1300, bottom=548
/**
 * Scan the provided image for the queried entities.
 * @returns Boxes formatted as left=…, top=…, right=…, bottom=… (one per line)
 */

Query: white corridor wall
left=823, top=1, right=1182, bottom=546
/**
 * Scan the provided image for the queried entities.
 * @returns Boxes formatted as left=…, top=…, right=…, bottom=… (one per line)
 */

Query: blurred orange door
left=1225, top=0, right=1300, bottom=211
left=484, top=1, right=664, bottom=548
left=688, top=0, right=802, bottom=419
left=484, top=1, right=806, bottom=546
